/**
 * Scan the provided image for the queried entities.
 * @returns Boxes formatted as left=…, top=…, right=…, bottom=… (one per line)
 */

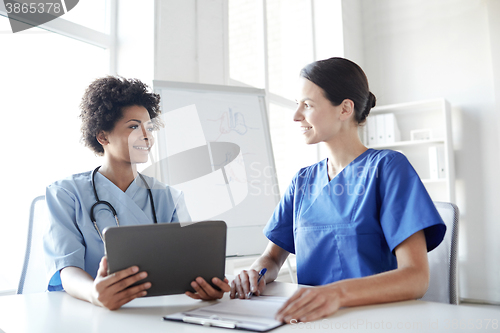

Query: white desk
left=0, top=282, right=498, bottom=333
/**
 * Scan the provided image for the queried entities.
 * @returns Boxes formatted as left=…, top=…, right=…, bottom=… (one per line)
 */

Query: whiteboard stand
left=150, top=81, right=280, bottom=257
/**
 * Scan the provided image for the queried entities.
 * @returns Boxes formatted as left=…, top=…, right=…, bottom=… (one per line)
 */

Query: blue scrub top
left=264, top=149, right=446, bottom=286
left=44, top=171, right=191, bottom=291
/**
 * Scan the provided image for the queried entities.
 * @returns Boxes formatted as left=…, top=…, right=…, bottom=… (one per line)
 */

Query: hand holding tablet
left=103, top=220, right=227, bottom=297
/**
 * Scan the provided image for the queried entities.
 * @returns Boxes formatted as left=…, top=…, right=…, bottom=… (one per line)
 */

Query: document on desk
left=163, top=296, right=287, bottom=331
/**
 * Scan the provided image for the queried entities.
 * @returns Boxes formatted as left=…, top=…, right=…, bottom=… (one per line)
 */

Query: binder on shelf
left=375, top=114, right=386, bottom=145
left=384, top=113, right=401, bottom=143
left=362, top=125, right=369, bottom=146
left=428, top=145, right=445, bottom=179
left=367, top=116, right=377, bottom=145
left=438, top=146, right=445, bottom=178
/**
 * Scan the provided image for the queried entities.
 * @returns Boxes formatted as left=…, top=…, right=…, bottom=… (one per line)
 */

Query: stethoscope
left=90, top=166, right=157, bottom=241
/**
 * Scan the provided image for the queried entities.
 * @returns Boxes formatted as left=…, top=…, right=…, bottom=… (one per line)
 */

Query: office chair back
left=17, top=195, right=48, bottom=294
left=421, top=201, right=459, bottom=304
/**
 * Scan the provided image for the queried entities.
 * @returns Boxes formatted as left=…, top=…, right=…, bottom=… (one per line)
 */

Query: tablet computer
left=103, top=220, right=226, bottom=297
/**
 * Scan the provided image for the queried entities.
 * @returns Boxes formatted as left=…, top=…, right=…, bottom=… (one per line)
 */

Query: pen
left=247, top=268, right=267, bottom=298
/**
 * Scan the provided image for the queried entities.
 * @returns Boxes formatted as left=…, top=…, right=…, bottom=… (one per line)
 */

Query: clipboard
left=163, top=296, right=287, bottom=331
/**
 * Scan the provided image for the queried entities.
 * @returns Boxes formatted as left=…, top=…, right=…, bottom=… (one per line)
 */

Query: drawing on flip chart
left=208, top=108, right=257, bottom=141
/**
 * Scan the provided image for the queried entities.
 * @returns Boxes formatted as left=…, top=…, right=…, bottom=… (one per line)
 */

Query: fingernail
left=191, top=281, right=197, bottom=287
left=145, top=282, right=152, bottom=288
left=140, top=272, right=147, bottom=278
left=132, top=266, right=139, bottom=273
left=141, top=291, right=147, bottom=296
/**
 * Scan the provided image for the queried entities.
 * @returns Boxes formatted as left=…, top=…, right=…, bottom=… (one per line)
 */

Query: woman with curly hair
left=44, top=76, right=230, bottom=310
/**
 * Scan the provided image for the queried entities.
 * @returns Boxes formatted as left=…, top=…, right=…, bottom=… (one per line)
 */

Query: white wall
left=341, top=0, right=364, bottom=67
left=116, top=1, right=155, bottom=84
left=350, top=0, right=500, bottom=303
left=154, top=0, right=228, bottom=84
left=489, top=0, right=500, bottom=146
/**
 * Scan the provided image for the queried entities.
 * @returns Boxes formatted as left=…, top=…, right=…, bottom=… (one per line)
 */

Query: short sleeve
left=44, top=184, right=86, bottom=291
left=171, top=190, right=191, bottom=222
left=379, top=153, right=446, bottom=253
left=263, top=174, right=297, bottom=254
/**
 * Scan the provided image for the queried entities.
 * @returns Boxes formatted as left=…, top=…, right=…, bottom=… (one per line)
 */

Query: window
left=266, top=0, right=314, bottom=100
left=228, top=0, right=343, bottom=194
left=228, top=0, right=265, bottom=88
left=0, top=3, right=113, bottom=293
left=62, top=0, right=109, bottom=33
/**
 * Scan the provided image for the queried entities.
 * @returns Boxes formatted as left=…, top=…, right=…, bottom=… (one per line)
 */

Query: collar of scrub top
left=90, top=166, right=158, bottom=241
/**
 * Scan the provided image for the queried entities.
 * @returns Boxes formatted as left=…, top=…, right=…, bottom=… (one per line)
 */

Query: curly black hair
left=79, top=76, right=161, bottom=155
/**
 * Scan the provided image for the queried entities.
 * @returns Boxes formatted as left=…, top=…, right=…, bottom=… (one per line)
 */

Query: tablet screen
left=103, top=221, right=226, bottom=296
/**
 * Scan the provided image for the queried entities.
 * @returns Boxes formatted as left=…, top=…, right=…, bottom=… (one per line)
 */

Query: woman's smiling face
left=101, top=105, right=155, bottom=165
left=294, top=78, right=344, bottom=145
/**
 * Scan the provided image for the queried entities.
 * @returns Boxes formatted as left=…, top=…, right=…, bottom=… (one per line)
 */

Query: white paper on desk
left=164, top=296, right=287, bottom=332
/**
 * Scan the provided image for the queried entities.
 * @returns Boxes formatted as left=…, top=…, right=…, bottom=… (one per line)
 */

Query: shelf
left=362, top=98, right=455, bottom=203
left=370, top=98, right=447, bottom=114
left=422, top=178, right=447, bottom=184
left=0, top=288, right=16, bottom=296
left=369, top=138, right=445, bottom=149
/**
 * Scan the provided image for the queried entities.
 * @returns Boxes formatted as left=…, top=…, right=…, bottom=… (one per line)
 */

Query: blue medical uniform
left=44, top=171, right=191, bottom=291
left=264, top=149, right=446, bottom=286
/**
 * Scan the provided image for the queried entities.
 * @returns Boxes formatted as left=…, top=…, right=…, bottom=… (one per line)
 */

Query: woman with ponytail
left=230, top=57, right=446, bottom=322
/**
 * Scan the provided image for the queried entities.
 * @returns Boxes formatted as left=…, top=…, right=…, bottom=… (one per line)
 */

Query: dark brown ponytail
left=300, top=57, right=376, bottom=124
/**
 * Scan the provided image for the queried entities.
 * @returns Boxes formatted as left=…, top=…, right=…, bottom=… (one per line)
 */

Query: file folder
left=384, top=113, right=401, bottom=143
left=428, top=145, right=445, bottom=179
left=367, top=116, right=377, bottom=145
left=375, top=114, right=386, bottom=145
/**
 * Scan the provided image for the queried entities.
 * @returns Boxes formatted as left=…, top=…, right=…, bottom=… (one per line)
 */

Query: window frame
left=0, top=0, right=117, bottom=73
left=228, top=0, right=325, bottom=195
left=0, top=0, right=116, bottom=295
